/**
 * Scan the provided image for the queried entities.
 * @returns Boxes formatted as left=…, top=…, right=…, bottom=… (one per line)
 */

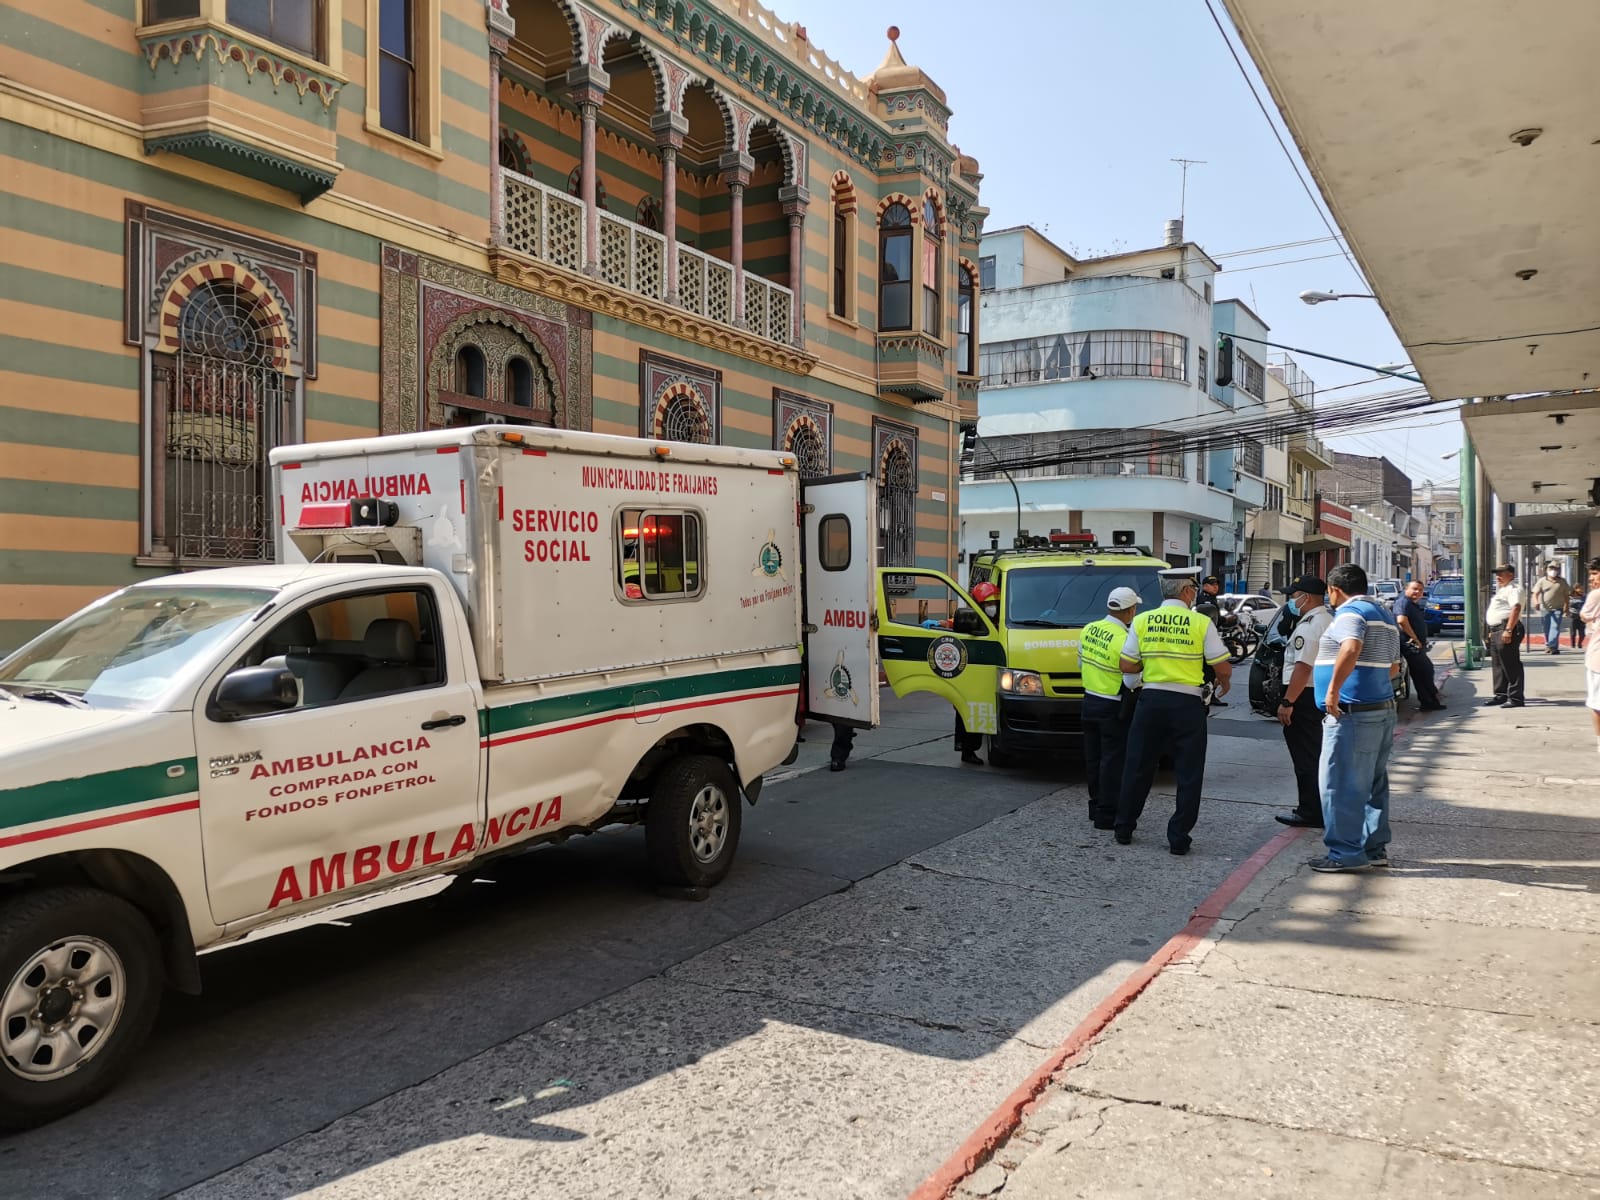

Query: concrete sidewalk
left=952, top=649, right=1600, bottom=1199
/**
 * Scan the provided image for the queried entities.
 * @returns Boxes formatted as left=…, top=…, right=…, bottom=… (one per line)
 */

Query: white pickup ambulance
left=0, top=425, right=885, bottom=1129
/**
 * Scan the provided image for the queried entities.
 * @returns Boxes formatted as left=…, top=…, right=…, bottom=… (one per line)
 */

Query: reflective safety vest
left=1131, top=606, right=1211, bottom=687
left=1078, top=617, right=1128, bottom=698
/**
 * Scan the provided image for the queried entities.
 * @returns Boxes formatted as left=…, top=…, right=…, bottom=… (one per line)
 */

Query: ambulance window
left=818, top=515, right=851, bottom=571
left=616, top=509, right=702, bottom=600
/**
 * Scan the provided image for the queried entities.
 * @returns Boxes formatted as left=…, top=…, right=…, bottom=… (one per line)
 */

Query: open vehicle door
left=800, top=474, right=879, bottom=729
left=876, top=567, right=1006, bottom=736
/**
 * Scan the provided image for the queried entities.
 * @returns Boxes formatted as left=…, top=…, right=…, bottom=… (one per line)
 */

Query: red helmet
left=971, top=582, right=999, bottom=603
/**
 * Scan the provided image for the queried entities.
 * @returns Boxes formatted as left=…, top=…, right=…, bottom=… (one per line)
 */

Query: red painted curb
left=907, top=668, right=1456, bottom=1200
left=906, top=824, right=1307, bottom=1200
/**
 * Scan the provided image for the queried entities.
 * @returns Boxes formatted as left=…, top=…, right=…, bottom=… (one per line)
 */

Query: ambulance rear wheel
left=0, top=887, right=162, bottom=1131
left=647, top=755, right=742, bottom=888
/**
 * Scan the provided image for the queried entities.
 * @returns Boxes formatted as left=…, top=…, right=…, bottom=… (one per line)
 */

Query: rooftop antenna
left=1171, top=157, right=1206, bottom=224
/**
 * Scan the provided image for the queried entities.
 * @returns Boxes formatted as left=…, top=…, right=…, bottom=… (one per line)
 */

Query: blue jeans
left=1541, top=609, right=1563, bottom=649
left=1318, top=707, right=1395, bottom=865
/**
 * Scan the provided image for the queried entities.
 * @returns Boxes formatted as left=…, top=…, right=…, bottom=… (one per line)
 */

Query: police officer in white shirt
left=1272, top=576, right=1334, bottom=828
left=1483, top=563, right=1526, bottom=707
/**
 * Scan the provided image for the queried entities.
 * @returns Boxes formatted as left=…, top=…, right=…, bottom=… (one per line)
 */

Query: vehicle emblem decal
left=753, top=530, right=786, bottom=579
left=928, top=635, right=968, bottom=679
left=827, top=650, right=859, bottom=705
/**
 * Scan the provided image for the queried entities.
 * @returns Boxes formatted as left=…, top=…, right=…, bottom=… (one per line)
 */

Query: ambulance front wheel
left=0, top=887, right=163, bottom=1131
left=985, top=737, right=1016, bottom=769
left=646, top=755, right=743, bottom=888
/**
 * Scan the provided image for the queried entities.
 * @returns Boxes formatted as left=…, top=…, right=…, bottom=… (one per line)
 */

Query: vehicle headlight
left=998, top=669, right=1044, bottom=696
left=1427, top=602, right=1441, bottom=611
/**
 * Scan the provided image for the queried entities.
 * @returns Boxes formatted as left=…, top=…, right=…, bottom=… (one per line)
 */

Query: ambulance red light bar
left=297, top=499, right=400, bottom=529
left=1049, top=531, right=1095, bottom=545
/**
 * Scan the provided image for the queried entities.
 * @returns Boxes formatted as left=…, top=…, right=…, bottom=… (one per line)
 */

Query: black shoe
left=1505, top=700, right=1525, bottom=708
left=1483, top=697, right=1507, bottom=706
left=1211, top=699, right=1229, bottom=707
left=1093, top=820, right=1116, bottom=831
left=1169, top=841, right=1191, bottom=856
left=961, top=751, right=984, bottom=765
left=1274, top=813, right=1323, bottom=828
left=1113, top=831, right=1132, bottom=845
left=828, top=760, right=846, bottom=772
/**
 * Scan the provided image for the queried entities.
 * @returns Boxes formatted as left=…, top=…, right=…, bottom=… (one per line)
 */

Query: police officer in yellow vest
left=1080, top=586, right=1143, bottom=830
left=1114, top=566, right=1233, bottom=854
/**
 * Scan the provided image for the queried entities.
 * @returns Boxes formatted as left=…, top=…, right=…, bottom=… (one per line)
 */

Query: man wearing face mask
left=1531, top=563, right=1571, bottom=654
left=1272, top=576, right=1334, bottom=829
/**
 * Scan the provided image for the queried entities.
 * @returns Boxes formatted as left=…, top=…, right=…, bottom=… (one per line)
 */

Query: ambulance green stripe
left=0, top=758, right=200, bottom=832
left=483, top=663, right=801, bottom=737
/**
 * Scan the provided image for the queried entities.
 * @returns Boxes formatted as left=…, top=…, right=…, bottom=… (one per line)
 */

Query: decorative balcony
left=493, top=171, right=805, bottom=369
left=137, top=21, right=343, bottom=200
left=876, top=333, right=948, bottom=403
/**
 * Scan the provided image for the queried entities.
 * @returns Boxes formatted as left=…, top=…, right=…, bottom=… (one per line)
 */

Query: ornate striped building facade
left=0, top=0, right=986, bottom=649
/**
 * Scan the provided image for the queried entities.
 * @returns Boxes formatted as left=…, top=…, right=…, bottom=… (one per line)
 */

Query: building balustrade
left=499, top=171, right=797, bottom=347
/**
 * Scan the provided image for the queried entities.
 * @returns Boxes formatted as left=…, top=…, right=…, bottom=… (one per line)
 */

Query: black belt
left=1341, top=700, right=1395, bottom=713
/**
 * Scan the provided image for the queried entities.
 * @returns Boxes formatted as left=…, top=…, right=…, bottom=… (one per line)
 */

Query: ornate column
left=567, top=65, right=610, bottom=275
left=720, top=151, right=754, bottom=323
left=486, top=2, right=515, bottom=245
left=652, top=112, right=688, bottom=303
left=779, top=183, right=809, bottom=346
left=487, top=33, right=508, bottom=244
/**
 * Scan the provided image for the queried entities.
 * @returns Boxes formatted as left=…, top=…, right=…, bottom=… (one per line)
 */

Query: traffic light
left=959, top=423, right=978, bottom=471
left=1215, top=334, right=1234, bottom=387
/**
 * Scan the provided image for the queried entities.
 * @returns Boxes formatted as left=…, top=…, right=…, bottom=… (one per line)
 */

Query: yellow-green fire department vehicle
left=875, top=533, right=1169, bottom=766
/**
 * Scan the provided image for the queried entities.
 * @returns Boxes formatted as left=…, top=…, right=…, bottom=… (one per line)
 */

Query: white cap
left=1106, top=587, right=1141, bottom=612
left=1158, top=566, right=1202, bottom=580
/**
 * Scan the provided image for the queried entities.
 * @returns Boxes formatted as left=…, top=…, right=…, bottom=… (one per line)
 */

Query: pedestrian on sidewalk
left=1571, top=581, right=1587, bottom=649
left=1582, top=558, right=1600, bottom=757
left=1114, top=567, right=1233, bottom=855
left=1079, top=586, right=1142, bottom=830
left=1531, top=563, right=1571, bottom=654
left=1394, top=580, right=1445, bottom=711
left=1483, top=564, right=1527, bottom=707
left=1274, top=576, right=1334, bottom=829
left=1308, top=563, right=1401, bottom=873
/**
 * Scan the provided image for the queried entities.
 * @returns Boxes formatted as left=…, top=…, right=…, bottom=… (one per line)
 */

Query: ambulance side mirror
left=215, top=666, right=300, bottom=720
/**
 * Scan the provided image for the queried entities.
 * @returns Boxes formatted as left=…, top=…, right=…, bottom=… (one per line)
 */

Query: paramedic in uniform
left=1079, top=586, right=1142, bottom=830
left=1114, top=567, right=1232, bottom=854
left=1272, top=576, right=1334, bottom=829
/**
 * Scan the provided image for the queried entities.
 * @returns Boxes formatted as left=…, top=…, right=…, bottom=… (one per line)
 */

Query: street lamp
left=1299, top=289, right=1377, bottom=305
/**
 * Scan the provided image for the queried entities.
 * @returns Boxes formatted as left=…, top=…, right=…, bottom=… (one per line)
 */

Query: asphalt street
left=1, top=691, right=1301, bottom=1200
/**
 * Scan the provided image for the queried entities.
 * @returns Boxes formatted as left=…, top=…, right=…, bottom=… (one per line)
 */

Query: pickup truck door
left=193, top=581, right=482, bottom=926
left=876, top=568, right=1005, bottom=736
left=801, top=473, right=880, bottom=729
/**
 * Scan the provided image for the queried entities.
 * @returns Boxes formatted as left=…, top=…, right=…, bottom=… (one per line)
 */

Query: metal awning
left=1458, top=393, right=1600, bottom=505
left=1222, top=1, right=1600, bottom=502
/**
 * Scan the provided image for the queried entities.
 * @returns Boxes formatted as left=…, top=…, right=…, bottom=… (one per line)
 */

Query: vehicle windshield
left=0, top=586, right=276, bottom=711
left=1430, top=579, right=1464, bottom=599
left=1003, top=566, right=1162, bottom=629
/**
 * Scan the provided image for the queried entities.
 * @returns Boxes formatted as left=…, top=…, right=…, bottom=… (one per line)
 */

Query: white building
left=964, top=224, right=1262, bottom=573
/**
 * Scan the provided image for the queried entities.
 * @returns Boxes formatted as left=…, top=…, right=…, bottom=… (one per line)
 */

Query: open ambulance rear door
left=800, top=473, right=879, bottom=729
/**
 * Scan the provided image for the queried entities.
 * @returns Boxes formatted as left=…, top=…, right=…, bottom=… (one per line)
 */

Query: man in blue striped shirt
left=1309, top=563, right=1402, bottom=872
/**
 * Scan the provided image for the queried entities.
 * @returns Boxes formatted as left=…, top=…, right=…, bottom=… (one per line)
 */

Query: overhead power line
left=1200, top=0, right=1366, bottom=285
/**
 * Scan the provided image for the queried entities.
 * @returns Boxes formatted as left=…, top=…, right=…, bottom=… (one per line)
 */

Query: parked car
left=1217, top=593, right=1280, bottom=627
left=1425, top=575, right=1463, bottom=635
left=1372, top=579, right=1403, bottom=609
